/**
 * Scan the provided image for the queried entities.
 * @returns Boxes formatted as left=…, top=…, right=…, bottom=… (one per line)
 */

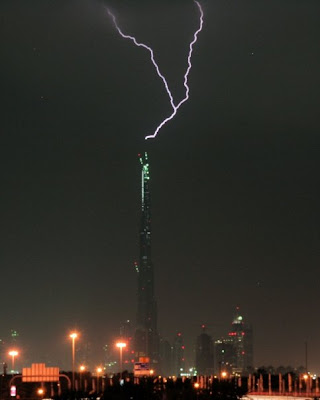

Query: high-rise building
left=227, top=309, right=253, bottom=374
left=172, top=332, right=185, bottom=376
left=134, top=153, right=159, bottom=365
left=195, top=325, right=214, bottom=376
left=159, top=338, right=173, bottom=377
left=119, top=320, right=135, bottom=369
left=214, top=338, right=235, bottom=374
left=214, top=309, right=253, bottom=375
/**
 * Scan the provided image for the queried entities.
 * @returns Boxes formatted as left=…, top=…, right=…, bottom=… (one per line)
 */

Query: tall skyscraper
left=134, top=152, right=159, bottom=364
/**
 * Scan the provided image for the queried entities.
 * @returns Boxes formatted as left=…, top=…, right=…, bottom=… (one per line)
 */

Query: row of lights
left=7, top=333, right=127, bottom=384
left=69, top=332, right=127, bottom=389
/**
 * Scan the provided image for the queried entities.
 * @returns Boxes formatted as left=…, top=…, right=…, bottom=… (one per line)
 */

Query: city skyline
left=1, top=0, right=320, bottom=372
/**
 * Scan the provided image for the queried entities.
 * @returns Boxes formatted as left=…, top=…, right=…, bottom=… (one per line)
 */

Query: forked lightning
left=107, top=1, right=204, bottom=140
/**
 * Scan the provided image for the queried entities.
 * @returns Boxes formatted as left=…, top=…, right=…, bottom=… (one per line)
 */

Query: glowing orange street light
left=96, top=367, right=103, bottom=393
left=194, top=382, right=200, bottom=389
left=69, top=332, right=78, bottom=390
left=221, top=371, right=228, bottom=379
left=79, top=365, right=85, bottom=391
left=37, top=388, right=44, bottom=397
left=8, top=350, right=18, bottom=372
left=116, top=342, right=126, bottom=380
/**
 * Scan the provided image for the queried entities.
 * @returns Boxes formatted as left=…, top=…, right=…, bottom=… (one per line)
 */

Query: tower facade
left=134, top=152, right=158, bottom=364
left=227, top=310, right=253, bottom=374
left=195, top=326, right=214, bottom=376
left=214, top=309, right=253, bottom=375
left=172, top=332, right=185, bottom=376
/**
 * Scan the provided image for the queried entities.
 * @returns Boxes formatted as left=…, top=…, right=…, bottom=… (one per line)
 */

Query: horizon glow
left=107, top=1, right=204, bottom=140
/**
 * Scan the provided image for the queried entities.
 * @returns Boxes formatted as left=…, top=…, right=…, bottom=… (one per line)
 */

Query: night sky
left=1, top=0, right=320, bottom=371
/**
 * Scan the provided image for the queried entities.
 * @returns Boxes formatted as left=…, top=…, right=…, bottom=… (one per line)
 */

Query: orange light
left=221, top=371, right=227, bottom=378
left=9, top=350, right=18, bottom=357
left=69, top=332, right=78, bottom=339
left=303, top=374, right=309, bottom=380
left=194, top=382, right=200, bottom=389
left=37, top=388, right=44, bottom=395
left=97, top=367, right=103, bottom=373
left=150, top=369, right=154, bottom=375
left=80, top=365, right=85, bottom=372
left=116, top=342, right=126, bottom=348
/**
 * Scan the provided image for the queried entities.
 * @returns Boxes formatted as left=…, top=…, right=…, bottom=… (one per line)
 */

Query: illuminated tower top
left=139, top=152, right=150, bottom=212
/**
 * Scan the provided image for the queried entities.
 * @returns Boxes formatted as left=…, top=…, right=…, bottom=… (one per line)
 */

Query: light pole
left=79, top=365, right=85, bottom=391
left=8, top=350, right=18, bottom=373
left=69, top=332, right=78, bottom=391
left=116, top=342, right=126, bottom=381
left=96, top=367, right=102, bottom=393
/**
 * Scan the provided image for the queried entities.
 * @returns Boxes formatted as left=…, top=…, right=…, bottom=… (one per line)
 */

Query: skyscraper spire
left=135, top=152, right=158, bottom=363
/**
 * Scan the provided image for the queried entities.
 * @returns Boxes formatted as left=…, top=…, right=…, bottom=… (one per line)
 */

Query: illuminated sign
left=134, top=362, right=150, bottom=377
left=10, top=386, right=16, bottom=397
left=22, top=363, right=59, bottom=382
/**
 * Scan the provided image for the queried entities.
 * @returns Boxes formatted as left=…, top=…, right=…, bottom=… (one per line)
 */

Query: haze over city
left=1, top=0, right=319, bottom=373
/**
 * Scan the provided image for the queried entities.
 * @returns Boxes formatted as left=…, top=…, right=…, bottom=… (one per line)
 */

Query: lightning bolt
left=107, top=1, right=204, bottom=140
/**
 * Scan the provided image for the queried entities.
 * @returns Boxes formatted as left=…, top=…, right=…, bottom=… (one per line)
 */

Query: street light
left=79, top=365, right=85, bottom=391
left=221, top=371, right=228, bottom=379
left=69, top=332, right=78, bottom=390
left=96, top=367, right=102, bottom=393
left=116, top=342, right=126, bottom=381
left=8, top=350, right=18, bottom=373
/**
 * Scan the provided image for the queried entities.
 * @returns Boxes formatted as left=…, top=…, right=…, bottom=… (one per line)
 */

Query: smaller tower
left=227, top=309, right=253, bottom=374
left=195, top=325, right=214, bottom=375
left=172, top=332, right=185, bottom=376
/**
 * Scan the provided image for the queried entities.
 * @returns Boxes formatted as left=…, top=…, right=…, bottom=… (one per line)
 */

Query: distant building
left=172, top=332, right=185, bottom=376
left=159, top=338, right=172, bottom=377
left=214, top=338, right=235, bottom=374
left=76, top=330, right=92, bottom=371
left=10, top=330, right=19, bottom=344
left=119, top=320, right=132, bottom=338
left=103, top=344, right=117, bottom=374
left=119, top=320, right=134, bottom=371
left=0, top=338, right=5, bottom=360
left=195, top=325, right=214, bottom=375
left=215, top=309, right=253, bottom=375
